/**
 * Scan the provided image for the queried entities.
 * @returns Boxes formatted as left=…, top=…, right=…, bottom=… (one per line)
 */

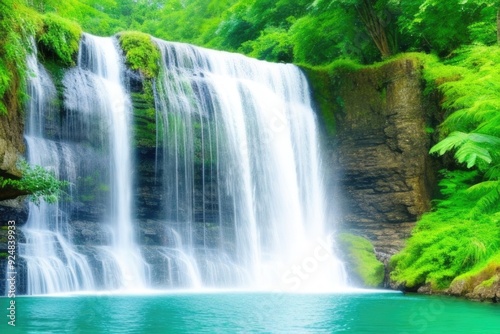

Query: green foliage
left=391, top=170, right=500, bottom=290
left=118, top=31, right=160, bottom=78
left=430, top=131, right=500, bottom=168
left=131, top=92, right=157, bottom=148
left=0, top=1, right=42, bottom=115
left=426, top=46, right=500, bottom=215
left=397, top=0, right=483, bottom=55
left=338, top=233, right=385, bottom=287
left=240, top=27, right=293, bottom=63
left=38, top=13, right=82, bottom=66
left=16, top=0, right=500, bottom=68
left=0, top=158, right=69, bottom=205
left=29, top=0, right=122, bottom=36
left=290, top=11, right=369, bottom=65
left=449, top=251, right=500, bottom=293
left=118, top=31, right=159, bottom=145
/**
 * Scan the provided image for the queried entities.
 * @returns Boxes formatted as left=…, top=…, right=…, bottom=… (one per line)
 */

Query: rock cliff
left=307, top=57, right=440, bottom=259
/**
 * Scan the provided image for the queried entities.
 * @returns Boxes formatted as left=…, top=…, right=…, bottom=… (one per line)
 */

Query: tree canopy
left=15, top=0, right=498, bottom=65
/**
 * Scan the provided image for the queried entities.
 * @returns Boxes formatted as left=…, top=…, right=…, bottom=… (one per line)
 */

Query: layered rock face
left=0, top=98, right=26, bottom=202
left=0, top=102, right=24, bottom=178
left=316, top=58, right=439, bottom=257
left=0, top=89, right=28, bottom=295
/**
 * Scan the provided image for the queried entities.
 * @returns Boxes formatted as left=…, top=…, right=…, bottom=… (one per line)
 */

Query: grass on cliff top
left=391, top=170, right=500, bottom=291
left=300, top=52, right=440, bottom=138
left=338, top=233, right=384, bottom=288
left=301, top=52, right=438, bottom=75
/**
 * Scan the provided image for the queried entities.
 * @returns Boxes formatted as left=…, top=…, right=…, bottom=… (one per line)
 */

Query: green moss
left=0, top=252, right=8, bottom=259
left=37, top=13, right=82, bottom=66
left=480, top=275, right=499, bottom=288
left=118, top=31, right=161, bottom=148
left=118, top=31, right=160, bottom=79
left=301, top=54, right=432, bottom=138
left=302, top=67, right=337, bottom=137
left=131, top=91, right=157, bottom=148
left=450, top=252, right=500, bottom=290
left=301, top=60, right=361, bottom=138
left=338, top=233, right=384, bottom=287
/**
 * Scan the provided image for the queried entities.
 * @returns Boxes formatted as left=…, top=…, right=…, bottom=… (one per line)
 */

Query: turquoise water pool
left=1, top=291, right=499, bottom=333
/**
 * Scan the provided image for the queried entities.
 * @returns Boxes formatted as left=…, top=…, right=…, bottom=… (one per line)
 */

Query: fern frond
left=431, top=132, right=500, bottom=168
left=485, top=165, right=500, bottom=180
left=455, top=141, right=491, bottom=168
left=430, top=131, right=468, bottom=155
left=467, top=180, right=500, bottom=214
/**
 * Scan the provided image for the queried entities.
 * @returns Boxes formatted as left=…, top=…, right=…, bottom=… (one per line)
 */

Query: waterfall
left=20, top=34, right=148, bottom=294
left=71, top=34, right=148, bottom=289
left=20, top=47, right=96, bottom=294
left=17, top=34, right=345, bottom=295
left=153, top=40, right=346, bottom=291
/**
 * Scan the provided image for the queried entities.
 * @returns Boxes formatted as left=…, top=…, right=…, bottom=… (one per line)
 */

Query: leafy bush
left=426, top=46, right=500, bottom=215
left=240, top=27, right=293, bottom=63
left=0, top=1, right=42, bottom=115
left=391, top=170, right=500, bottom=290
left=0, top=158, right=69, bottom=205
left=37, top=13, right=82, bottom=66
left=118, top=31, right=160, bottom=79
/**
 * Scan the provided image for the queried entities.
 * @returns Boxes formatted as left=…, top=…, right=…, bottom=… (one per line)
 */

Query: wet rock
left=319, top=57, right=440, bottom=256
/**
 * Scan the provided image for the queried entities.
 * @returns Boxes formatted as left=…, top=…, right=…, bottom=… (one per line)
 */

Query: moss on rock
left=118, top=31, right=161, bottom=149
left=118, top=31, right=160, bottom=79
left=301, top=59, right=361, bottom=137
left=38, top=13, right=82, bottom=66
left=131, top=92, right=157, bottom=148
left=448, top=252, right=500, bottom=300
left=338, top=233, right=384, bottom=287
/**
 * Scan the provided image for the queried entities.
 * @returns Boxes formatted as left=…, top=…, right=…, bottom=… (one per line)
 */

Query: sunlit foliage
left=391, top=170, right=500, bottom=290
left=0, top=159, right=69, bottom=205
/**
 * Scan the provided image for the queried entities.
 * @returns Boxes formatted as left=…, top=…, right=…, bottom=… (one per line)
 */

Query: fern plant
left=429, top=45, right=500, bottom=214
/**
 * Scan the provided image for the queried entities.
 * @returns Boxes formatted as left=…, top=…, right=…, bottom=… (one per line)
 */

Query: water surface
left=1, top=292, right=498, bottom=333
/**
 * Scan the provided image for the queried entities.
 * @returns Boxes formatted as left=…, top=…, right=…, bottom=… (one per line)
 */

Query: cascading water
left=16, top=34, right=345, bottom=295
left=20, top=47, right=96, bottom=294
left=70, top=34, right=148, bottom=289
left=20, top=34, right=148, bottom=294
left=153, top=40, right=346, bottom=291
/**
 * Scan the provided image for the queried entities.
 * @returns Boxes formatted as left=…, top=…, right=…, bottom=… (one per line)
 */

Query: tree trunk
left=356, top=0, right=392, bottom=58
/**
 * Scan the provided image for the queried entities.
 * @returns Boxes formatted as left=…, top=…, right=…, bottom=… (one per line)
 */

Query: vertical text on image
left=6, top=220, right=17, bottom=327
